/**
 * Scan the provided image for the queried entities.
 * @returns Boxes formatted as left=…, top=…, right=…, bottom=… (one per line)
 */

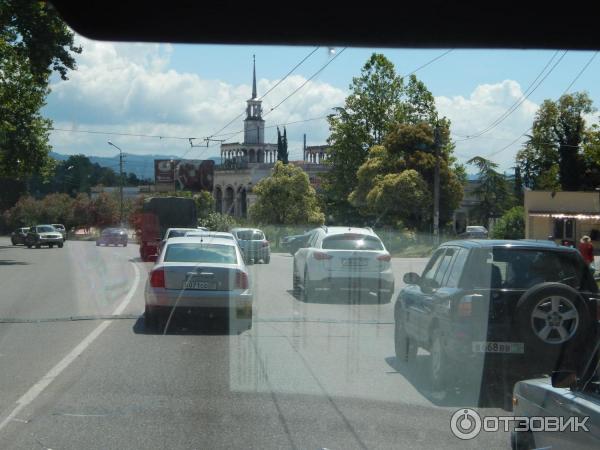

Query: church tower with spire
left=244, top=55, right=265, bottom=144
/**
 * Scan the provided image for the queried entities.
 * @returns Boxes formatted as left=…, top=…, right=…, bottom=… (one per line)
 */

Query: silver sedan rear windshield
left=164, top=243, right=238, bottom=264
left=322, top=234, right=384, bottom=250
left=236, top=230, right=265, bottom=240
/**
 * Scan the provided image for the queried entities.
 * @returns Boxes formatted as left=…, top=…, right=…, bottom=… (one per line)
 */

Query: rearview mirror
left=403, top=272, right=421, bottom=285
left=551, top=370, right=577, bottom=389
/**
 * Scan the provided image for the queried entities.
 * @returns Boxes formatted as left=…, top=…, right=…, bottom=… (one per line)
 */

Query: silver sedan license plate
left=184, top=281, right=216, bottom=290
left=472, top=341, right=524, bottom=354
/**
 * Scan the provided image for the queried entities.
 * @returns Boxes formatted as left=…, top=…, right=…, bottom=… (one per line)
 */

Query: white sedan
left=144, top=236, right=253, bottom=333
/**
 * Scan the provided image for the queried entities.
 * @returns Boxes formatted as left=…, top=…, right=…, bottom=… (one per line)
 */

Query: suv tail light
left=236, top=271, right=249, bottom=289
left=150, top=268, right=165, bottom=288
left=377, top=254, right=391, bottom=262
left=313, top=251, right=333, bottom=260
left=262, top=240, right=269, bottom=247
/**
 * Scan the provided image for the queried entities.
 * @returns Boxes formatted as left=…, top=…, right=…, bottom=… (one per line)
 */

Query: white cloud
left=436, top=80, right=539, bottom=170
left=45, top=36, right=344, bottom=159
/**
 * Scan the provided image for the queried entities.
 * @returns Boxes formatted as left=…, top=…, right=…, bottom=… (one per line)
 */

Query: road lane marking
left=0, top=261, right=141, bottom=433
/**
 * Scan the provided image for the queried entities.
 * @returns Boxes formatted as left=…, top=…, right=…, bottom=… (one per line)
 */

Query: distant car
left=511, top=345, right=600, bottom=450
left=231, top=228, right=271, bottom=264
left=459, top=225, right=489, bottom=239
left=10, top=227, right=30, bottom=245
left=394, top=239, right=599, bottom=407
left=96, top=228, right=128, bottom=246
left=282, top=230, right=316, bottom=255
left=144, top=236, right=253, bottom=333
left=158, top=227, right=204, bottom=253
left=51, top=223, right=67, bottom=240
left=25, top=225, right=64, bottom=249
left=293, top=226, right=394, bottom=303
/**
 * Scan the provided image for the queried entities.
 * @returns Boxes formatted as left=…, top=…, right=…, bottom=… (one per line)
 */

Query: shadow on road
left=0, top=259, right=29, bottom=265
left=288, top=289, right=390, bottom=305
left=132, top=314, right=247, bottom=336
left=384, top=355, right=511, bottom=411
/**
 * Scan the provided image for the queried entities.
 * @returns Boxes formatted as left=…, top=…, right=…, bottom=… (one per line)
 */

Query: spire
left=252, top=54, right=257, bottom=99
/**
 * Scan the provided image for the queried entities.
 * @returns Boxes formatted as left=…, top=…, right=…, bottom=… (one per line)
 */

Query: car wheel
left=429, top=328, right=450, bottom=392
left=27, top=244, right=32, bottom=249
left=35, top=244, right=41, bottom=249
left=11, top=239, right=16, bottom=246
left=145, top=305, right=158, bottom=332
left=123, top=242, right=128, bottom=247
left=264, top=255, right=270, bottom=264
left=49, top=244, right=53, bottom=248
left=96, top=241, right=100, bottom=246
left=515, top=282, right=591, bottom=353
left=394, top=312, right=416, bottom=365
left=58, top=243, right=63, bottom=248
left=292, top=268, right=300, bottom=297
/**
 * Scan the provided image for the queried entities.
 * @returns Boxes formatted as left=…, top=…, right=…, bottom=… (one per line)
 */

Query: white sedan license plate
left=472, top=341, right=525, bottom=354
left=184, top=281, right=216, bottom=290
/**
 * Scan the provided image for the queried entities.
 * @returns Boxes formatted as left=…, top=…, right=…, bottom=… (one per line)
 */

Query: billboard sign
left=175, top=160, right=214, bottom=192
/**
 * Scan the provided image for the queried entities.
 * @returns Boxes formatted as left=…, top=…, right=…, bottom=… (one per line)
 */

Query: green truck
left=137, top=197, right=198, bottom=261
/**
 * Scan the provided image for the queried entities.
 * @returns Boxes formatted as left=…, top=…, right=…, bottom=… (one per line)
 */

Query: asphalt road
left=0, top=238, right=510, bottom=449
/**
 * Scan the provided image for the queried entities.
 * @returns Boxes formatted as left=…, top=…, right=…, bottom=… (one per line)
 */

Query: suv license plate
left=184, top=281, right=216, bottom=290
left=472, top=341, right=525, bottom=354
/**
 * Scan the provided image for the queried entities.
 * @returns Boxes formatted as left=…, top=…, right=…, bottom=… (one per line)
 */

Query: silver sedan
left=144, top=236, right=253, bottom=333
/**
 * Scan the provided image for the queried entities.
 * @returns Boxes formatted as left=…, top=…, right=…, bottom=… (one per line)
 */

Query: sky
left=43, top=32, right=600, bottom=173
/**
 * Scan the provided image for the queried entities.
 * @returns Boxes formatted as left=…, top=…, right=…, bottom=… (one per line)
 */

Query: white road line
left=0, top=261, right=141, bottom=433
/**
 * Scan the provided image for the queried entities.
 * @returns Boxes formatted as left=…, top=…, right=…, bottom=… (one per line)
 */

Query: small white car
left=144, top=236, right=253, bottom=333
left=293, top=226, right=394, bottom=303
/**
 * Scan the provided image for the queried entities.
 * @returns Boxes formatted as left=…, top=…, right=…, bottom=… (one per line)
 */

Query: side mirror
left=147, top=254, right=158, bottom=263
left=551, top=370, right=577, bottom=389
left=403, top=272, right=421, bottom=285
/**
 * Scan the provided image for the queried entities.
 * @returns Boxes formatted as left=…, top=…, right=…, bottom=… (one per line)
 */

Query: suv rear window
left=321, top=234, right=384, bottom=250
left=36, top=226, right=55, bottom=233
left=471, top=248, right=586, bottom=290
left=164, top=243, right=238, bottom=264
left=236, top=231, right=265, bottom=240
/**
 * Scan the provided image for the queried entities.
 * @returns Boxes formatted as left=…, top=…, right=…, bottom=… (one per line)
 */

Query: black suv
left=394, top=240, right=599, bottom=406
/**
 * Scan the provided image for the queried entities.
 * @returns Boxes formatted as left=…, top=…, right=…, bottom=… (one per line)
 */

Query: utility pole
left=433, top=125, right=441, bottom=245
left=108, top=141, right=124, bottom=226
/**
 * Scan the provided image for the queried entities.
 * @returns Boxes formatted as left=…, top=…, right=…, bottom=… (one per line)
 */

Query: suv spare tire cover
left=515, top=282, right=591, bottom=353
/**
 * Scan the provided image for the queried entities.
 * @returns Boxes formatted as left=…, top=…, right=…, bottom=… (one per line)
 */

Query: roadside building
left=524, top=190, right=600, bottom=249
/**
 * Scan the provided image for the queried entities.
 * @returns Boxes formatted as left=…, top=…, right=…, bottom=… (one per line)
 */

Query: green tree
left=324, top=54, right=444, bottom=223
left=0, top=1, right=81, bottom=181
left=467, top=156, right=513, bottom=226
left=39, top=193, right=73, bottom=225
left=349, top=122, right=464, bottom=230
left=72, top=193, right=92, bottom=228
left=3, top=195, right=40, bottom=228
left=194, top=191, right=215, bottom=219
left=516, top=92, right=596, bottom=191
left=491, top=206, right=525, bottom=239
left=198, top=212, right=238, bottom=231
left=250, top=161, right=325, bottom=225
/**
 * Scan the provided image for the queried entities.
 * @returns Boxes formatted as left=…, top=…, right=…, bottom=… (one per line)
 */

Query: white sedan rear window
left=322, top=234, right=384, bottom=250
left=164, top=243, right=238, bottom=264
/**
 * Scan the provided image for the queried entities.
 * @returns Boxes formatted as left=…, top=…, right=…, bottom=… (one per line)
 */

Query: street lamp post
left=108, top=141, right=125, bottom=226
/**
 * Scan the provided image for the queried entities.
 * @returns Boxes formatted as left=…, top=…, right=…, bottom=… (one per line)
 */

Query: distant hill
left=50, top=152, right=221, bottom=180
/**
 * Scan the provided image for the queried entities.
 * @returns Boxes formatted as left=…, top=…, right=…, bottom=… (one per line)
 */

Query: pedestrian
left=578, top=235, right=595, bottom=274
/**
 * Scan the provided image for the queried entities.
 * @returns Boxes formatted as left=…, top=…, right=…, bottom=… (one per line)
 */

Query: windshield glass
left=236, top=230, right=265, bottom=240
left=322, top=234, right=384, bottom=250
left=164, top=243, right=238, bottom=264
left=2, top=6, right=600, bottom=448
left=36, top=226, right=56, bottom=233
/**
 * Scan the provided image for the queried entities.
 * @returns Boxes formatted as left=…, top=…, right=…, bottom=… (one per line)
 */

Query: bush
left=491, top=206, right=525, bottom=239
left=198, top=212, right=239, bottom=231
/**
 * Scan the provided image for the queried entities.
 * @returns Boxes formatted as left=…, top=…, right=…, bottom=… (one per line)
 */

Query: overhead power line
left=456, top=50, right=567, bottom=142
left=205, top=47, right=320, bottom=140
left=406, top=49, right=454, bottom=76
left=50, top=127, right=195, bottom=140
left=484, top=51, right=598, bottom=159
